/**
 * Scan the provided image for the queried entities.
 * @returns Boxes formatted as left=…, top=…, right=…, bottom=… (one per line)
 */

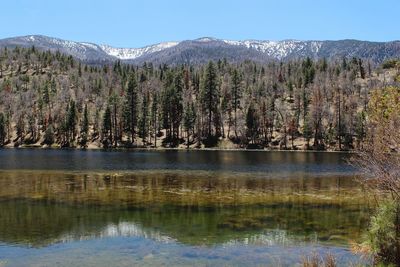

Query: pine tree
left=102, top=106, right=112, bottom=147
left=139, top=93, right=149, bottom=144
left=201, top=61, right=219, bottom=142
left=123, top=74, right=138, bottom=143
left=302, top=57, right=315, bottom=88
left=0, top=46, right=389, bottom=151
left=161, top=70, right=183, bottom=145
left=66, top=100, right=77, bottom=144
left=80, top=104, right=89, bottom=148
left=231, top=69, right=242, bottom=139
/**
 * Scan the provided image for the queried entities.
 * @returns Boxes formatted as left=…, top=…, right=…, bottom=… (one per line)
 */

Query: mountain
left=0, top=35, right=113, bottom=64
left=0, top=35, right=399, bottom=65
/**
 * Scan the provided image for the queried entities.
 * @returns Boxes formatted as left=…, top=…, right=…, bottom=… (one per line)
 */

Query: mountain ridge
left=0, top=35, right=399, bottom=65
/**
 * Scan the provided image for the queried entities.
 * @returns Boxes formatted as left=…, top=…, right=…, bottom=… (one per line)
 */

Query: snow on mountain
left=193, top=37, right=325, bottom=59
left=195, top=37, right=219, bottom=42
left=222, top=39, right=323, bottom=59
left=13, top=35, right=106, bottom=61
left=1, top=35, right=179, bottom=61
left=1, top=35, right=399, bottom=64
left=100, top=42, right=179, bottom=60
left=24, top=35, right=80, bottom=50
left=20, top=35, right=321, bottom=61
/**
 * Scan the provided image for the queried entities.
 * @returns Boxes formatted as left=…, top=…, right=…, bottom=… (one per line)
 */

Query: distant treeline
left=0, top=46, right=399, bottom=149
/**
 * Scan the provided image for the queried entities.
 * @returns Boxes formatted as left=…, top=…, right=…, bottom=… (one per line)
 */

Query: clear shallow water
left=0, top=150, right=369, bottom=266
left=0, top=238, right=363, bottom=267
left=0, top=201, right=368, bottom=266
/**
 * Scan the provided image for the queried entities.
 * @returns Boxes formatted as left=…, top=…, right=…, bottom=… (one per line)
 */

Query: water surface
left=0, top=149, right=355, bottom=175
left=0, top=150, right=369, bottom=266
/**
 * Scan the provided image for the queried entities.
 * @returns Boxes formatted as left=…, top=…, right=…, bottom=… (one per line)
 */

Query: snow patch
left=223, top=39, right=322, bottom=59
left=100, top=42, right=179, bottom=60
left=196, top=37, right=217, bottom=42
left=81, top=42, right=101, bottom=51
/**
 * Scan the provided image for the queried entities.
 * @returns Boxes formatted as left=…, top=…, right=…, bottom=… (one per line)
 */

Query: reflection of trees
left=0, top=200, right=369, bottom=248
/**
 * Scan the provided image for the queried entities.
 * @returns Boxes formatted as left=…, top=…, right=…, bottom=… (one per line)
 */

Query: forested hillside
left=0, top=46, right=399, bottom=150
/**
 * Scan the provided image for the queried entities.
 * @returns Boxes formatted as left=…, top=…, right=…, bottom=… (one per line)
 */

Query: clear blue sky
left=1, top=0, right=399, bottom=47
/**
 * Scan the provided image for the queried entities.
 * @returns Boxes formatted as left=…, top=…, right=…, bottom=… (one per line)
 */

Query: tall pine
left=124, top=74, right=138, bottom=143
left=201, top=61, right=219, bottom=142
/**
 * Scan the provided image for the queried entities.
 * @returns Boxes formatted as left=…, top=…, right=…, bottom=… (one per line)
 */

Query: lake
left=0, top=149, right=370, bottom=266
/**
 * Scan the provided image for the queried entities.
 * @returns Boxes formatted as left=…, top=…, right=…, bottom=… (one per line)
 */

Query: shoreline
left=0, top=145, right=356, bottom=153
left=1, top=143, right=356, bottom=153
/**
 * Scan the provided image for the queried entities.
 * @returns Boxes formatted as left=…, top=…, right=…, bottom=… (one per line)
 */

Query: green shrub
left=364, top=201, right=400, bottom=266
